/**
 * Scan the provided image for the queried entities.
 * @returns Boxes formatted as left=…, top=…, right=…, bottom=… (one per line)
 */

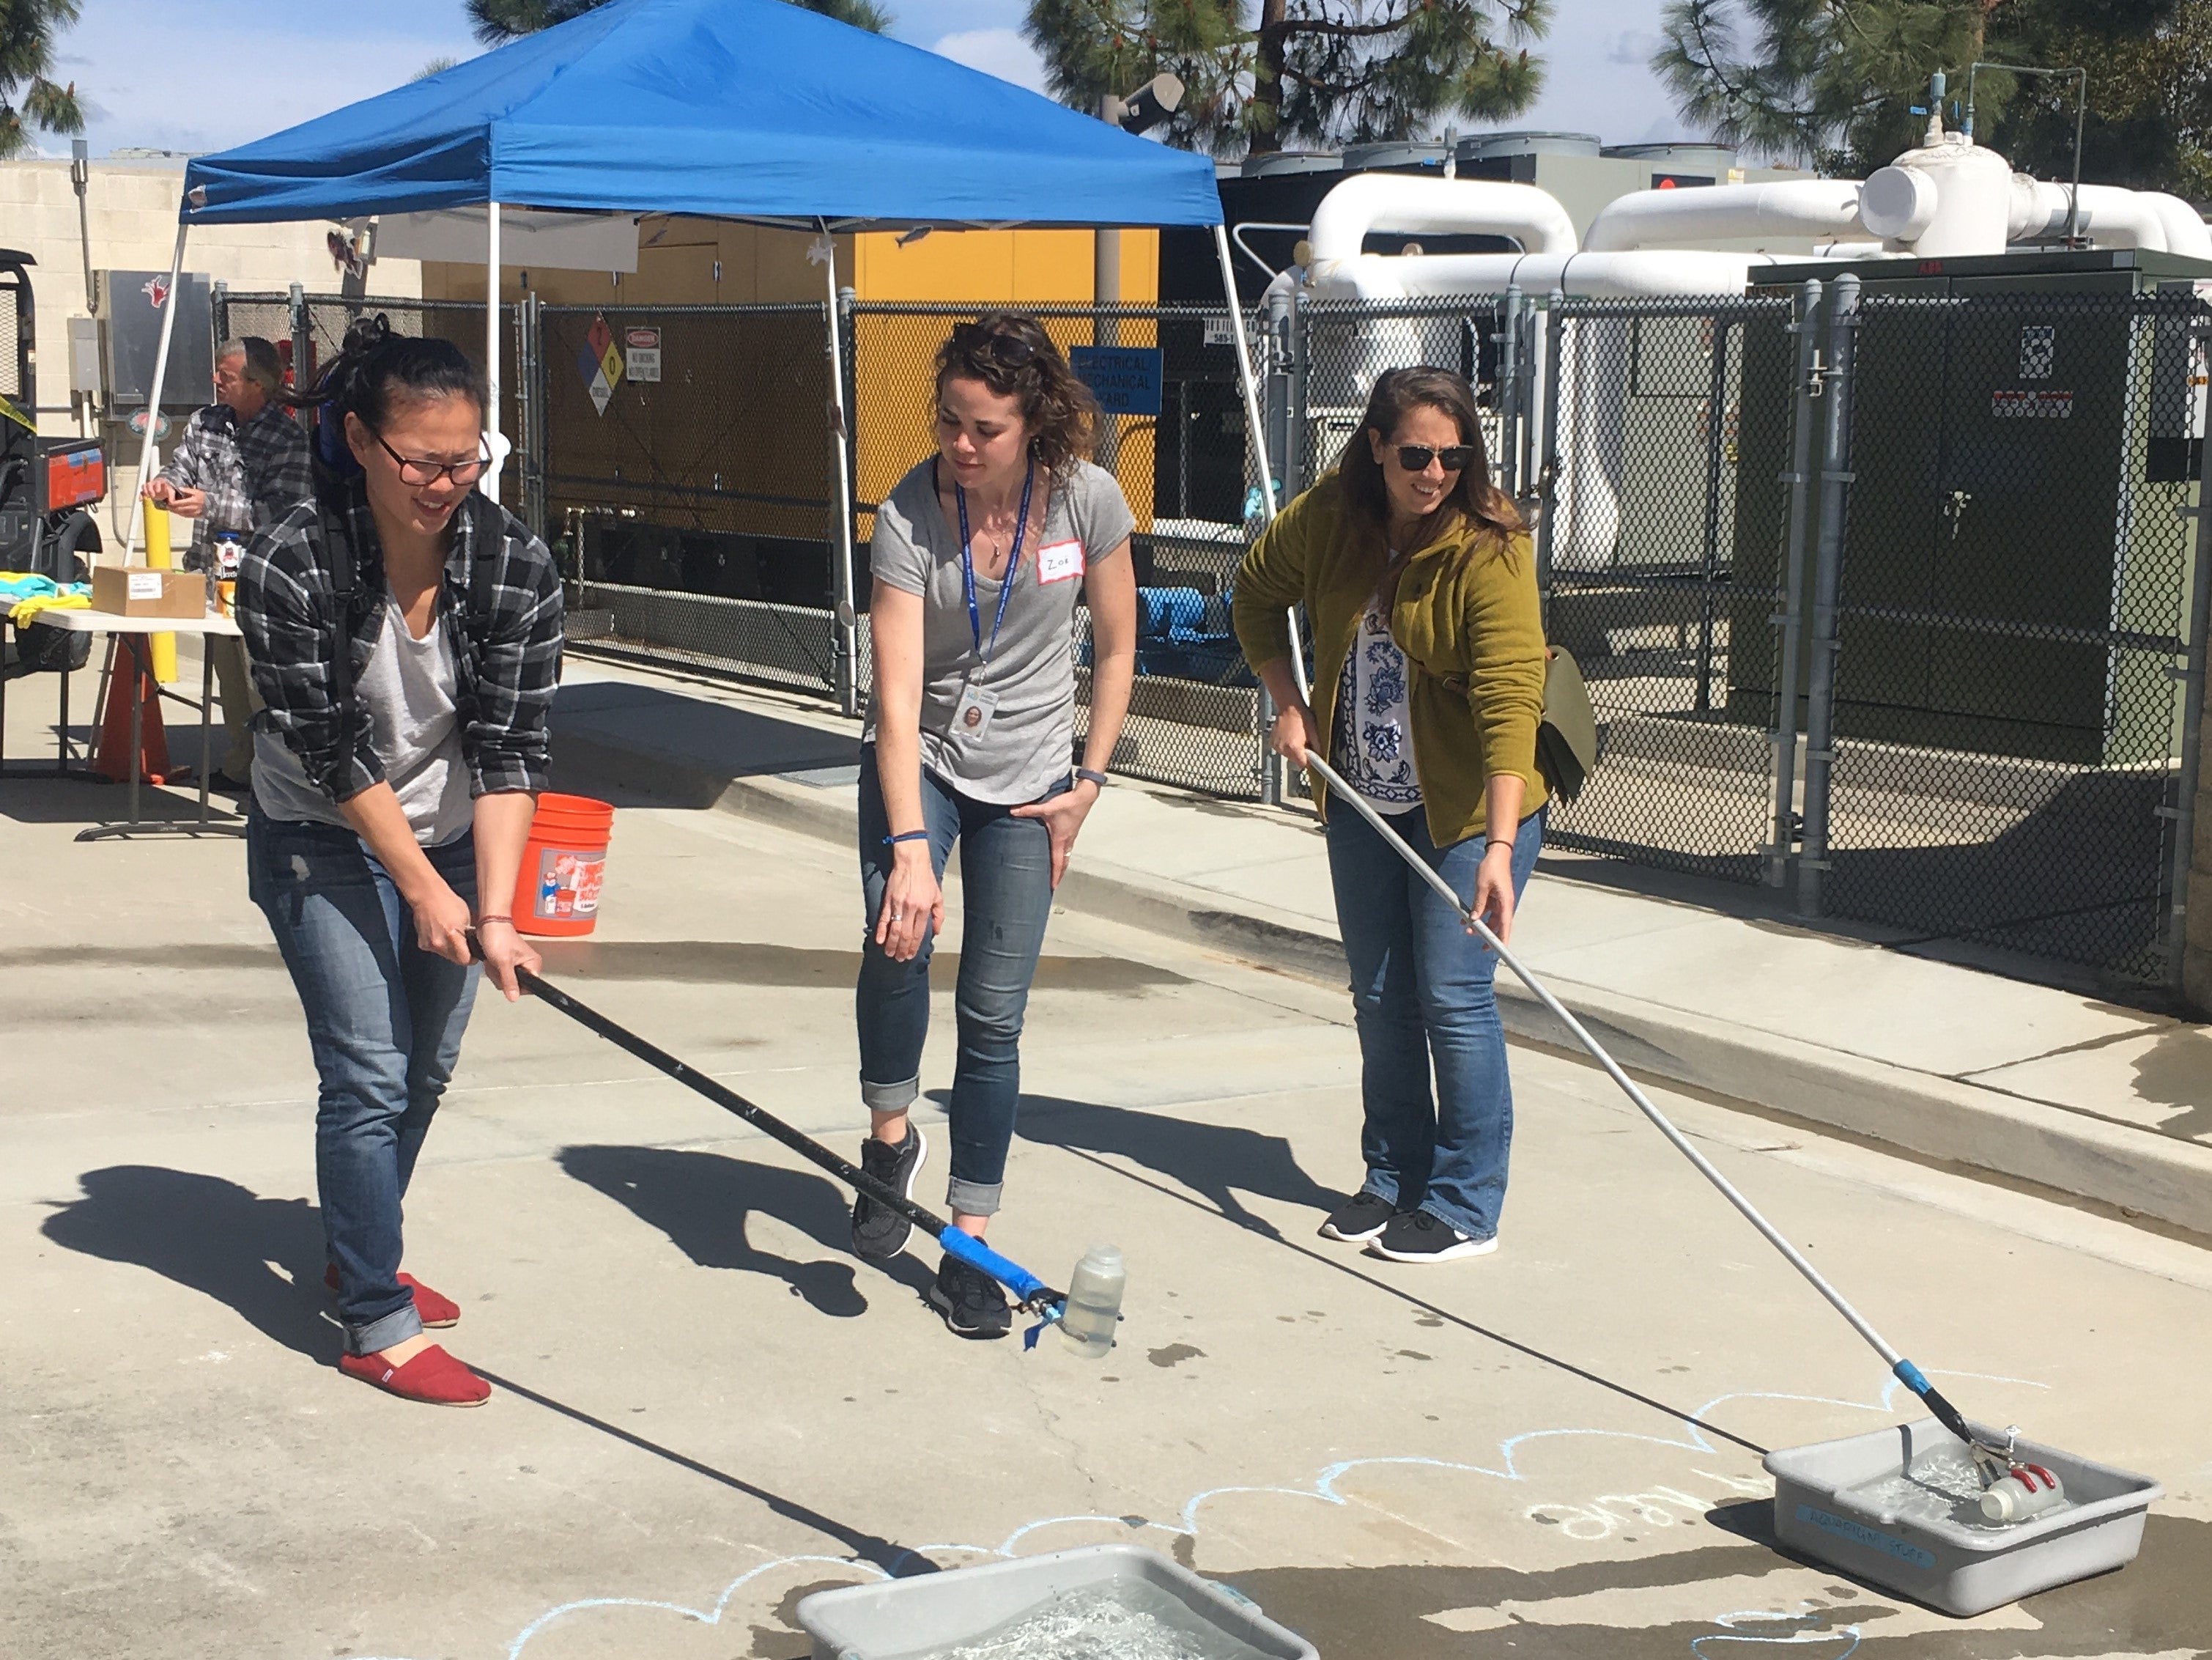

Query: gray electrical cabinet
left=1729, top=248, right=2211, bottom=765
left=96, top=268, right=214, bottom=410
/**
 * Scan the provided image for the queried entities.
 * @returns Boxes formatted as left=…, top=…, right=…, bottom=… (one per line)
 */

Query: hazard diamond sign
left=579, top=314, right=622, bottom=416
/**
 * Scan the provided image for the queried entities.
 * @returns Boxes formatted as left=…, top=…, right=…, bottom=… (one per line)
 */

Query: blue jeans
left=1326, top=803, right=1545, bottom=1241
left=247, top=810, right=481, bottom=1354
left=856, top=749, right=1063, bottom=1217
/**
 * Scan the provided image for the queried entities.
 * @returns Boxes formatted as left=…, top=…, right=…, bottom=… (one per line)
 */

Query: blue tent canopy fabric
left=180, top=0, right=1223, bottom=230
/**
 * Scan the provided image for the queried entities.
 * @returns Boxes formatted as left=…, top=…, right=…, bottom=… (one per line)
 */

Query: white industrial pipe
left=1306, top=248, right=1786, bottom=302
left=2142, top=191, right=2212, bottom=259
left=1582, top=180, right=1867, bottom=253
left=1306, top=174, right=1577, bottom=268
left=2072, top=184, right=2171, bottom=253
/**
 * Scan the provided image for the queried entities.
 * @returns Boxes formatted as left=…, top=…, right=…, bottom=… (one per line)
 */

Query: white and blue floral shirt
left=1334, top=597, right=1423, bottom=810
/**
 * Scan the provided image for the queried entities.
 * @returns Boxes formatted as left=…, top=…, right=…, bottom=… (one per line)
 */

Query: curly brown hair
left=934, top=312, right=1101, bottom=474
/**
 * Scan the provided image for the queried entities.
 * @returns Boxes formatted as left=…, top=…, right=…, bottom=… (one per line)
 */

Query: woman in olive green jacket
left=1234, top=366, right=1548, bottom=1264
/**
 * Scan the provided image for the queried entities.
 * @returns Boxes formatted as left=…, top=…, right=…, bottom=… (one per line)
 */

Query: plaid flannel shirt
left=156, top=401, right=314, bottom=567
left=236, top=477, right=564, bottom=804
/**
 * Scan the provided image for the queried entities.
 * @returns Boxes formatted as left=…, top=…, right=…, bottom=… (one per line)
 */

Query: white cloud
left=38, top=4, right=476, bottom=158
left=931, top=27, right=1050, bottom=96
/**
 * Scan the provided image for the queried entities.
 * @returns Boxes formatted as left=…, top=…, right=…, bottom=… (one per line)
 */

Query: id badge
left=952, top=678, right=1000, bottom=745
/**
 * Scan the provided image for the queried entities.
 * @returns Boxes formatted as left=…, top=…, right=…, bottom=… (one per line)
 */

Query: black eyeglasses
left=369, top=427, right=489, bottom=487
left=1395, top=444, right=1474, bottom=473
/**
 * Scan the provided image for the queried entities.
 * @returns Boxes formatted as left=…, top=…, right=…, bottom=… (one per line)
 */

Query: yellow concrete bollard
left=141, top=498, right=179, bottom=685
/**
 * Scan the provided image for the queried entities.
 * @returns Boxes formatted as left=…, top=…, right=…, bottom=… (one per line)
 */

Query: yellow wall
left=422, top=221, right=1164, bottom=542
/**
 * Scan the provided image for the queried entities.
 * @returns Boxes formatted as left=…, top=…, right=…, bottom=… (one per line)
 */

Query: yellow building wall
left=422, top=222, right=1162, bottom=543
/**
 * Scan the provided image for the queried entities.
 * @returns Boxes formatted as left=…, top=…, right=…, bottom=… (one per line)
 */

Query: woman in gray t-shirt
left=850, top=312, right=1137, bottom=1339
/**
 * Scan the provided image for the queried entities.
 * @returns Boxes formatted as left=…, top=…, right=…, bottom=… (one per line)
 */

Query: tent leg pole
left=823, top=231, right=859, bottom=717
left=1214, top=224, right=1276, bottom=525
left=127, top=221, right=191, bottom=564
left=486, top=199, right=503, bottom=506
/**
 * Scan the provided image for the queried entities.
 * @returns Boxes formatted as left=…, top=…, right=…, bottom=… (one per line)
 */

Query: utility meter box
left=67, top=314, right=101, bottom=398
left=97, top=268, right=213, bottom=410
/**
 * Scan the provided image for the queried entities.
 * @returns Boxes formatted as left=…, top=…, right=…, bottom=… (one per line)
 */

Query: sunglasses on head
left=950, top=321, right=1040, bottom=366
left=1394, top=444, right=1474, bottom=473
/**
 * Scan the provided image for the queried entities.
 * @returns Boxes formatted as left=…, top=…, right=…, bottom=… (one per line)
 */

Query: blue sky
left=44, top=0, right=1683, bottom=160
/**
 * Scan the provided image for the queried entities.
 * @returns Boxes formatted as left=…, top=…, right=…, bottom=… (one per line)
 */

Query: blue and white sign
left=1070, top=345, right=1164, bottom=418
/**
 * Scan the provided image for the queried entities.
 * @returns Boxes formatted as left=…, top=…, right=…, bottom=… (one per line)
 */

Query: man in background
left=144, top=336, right=313, bottom=792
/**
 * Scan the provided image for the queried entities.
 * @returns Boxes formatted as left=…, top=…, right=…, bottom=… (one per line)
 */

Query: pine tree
left=466, top=0, right=891, bottom=44
left=1654, top=0, right=2203, bottom=198
left=1024, top=0, right=1551, bottom=157
left=0, top=0, right=85, bottom=160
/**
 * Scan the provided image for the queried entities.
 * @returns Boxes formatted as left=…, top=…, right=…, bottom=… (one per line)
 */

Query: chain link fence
left=1817, top=287, right=2210, bottom=979
left=1533, top=295, right=1797, bottom=885
left=210, top=280, right=2210, bottom=990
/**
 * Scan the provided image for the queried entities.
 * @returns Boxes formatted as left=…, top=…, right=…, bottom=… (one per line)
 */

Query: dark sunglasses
left=370, top=427, right=489, bottom=487
left=1394, top=444, right=1474, bottom=473
left=949, top=320, right=1040, bottom=366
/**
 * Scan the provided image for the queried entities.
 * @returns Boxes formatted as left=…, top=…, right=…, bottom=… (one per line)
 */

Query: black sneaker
left=928, top=1252, right=1013, bottom=1340
left=1318, top=1191, right=1396, bottom=1243
left=1365, top=1209, right=1498, bottom=1263
left=851, top=1126, right=926, bottom=1262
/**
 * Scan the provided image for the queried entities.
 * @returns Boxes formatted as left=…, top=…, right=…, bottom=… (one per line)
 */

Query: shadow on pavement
left=478, top=1366, right=933, bottom=1578
left=1007, top=1093, right=1341, bottom=1242
left=40, top=1166, right=338, bottom=1362
left=559, top=1143, right=933, bottom=1316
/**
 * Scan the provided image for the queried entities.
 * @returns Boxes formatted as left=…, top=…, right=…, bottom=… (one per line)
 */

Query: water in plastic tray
left=900, top=1579, right=1276, bottom=1660
left=1846, top=1446, right=2071, bottom=1530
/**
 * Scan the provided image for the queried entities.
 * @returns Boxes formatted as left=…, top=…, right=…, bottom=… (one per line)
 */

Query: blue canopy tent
left=131, top=0, right=1274, bottom=709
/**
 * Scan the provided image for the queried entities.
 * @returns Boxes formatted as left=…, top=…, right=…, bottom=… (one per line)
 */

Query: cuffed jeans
left=1326, top=802, right=1545, bottom=1242
left=248, top=810, right=481, bottom=1354
left=856, top=748, right=1062, bottom=1217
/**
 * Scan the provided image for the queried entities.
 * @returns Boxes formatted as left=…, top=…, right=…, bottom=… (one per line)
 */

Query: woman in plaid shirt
left=236, top=319, right=562, bottom=1408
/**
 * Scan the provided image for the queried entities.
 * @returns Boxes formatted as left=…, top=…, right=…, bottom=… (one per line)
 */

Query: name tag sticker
left=1037, top=539, right=1085, bottom=584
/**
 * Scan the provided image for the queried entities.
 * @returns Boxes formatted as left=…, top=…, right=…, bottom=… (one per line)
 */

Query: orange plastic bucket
left=511, top=793, right=615, bottom=937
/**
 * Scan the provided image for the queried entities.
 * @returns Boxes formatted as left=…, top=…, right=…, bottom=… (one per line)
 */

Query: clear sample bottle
left=1058, top=1244, right=1125, bottom=1358
left=1980, top=1464, right=2067, bottom=1524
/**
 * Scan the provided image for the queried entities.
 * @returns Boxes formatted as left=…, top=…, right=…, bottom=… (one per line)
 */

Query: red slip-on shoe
left=338, top=1343, right=490, bottom=1407
left=324, top=1265, right=462, bottom=1328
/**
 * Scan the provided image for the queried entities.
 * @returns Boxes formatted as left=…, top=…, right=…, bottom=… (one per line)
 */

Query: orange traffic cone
left=92, top=639, right=177, bottom=785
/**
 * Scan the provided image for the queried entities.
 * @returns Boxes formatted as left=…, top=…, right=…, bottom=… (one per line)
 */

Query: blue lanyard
left=955, top=462, right=1035, bottom=665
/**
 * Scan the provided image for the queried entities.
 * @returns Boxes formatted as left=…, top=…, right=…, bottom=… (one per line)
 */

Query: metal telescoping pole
left=822, top=234, right=861, bottom=717
left=2167, top=315, right=2212, bottom=991
left=1214, top=224, right=1277, bottom=525
left=1259, top=280, right=1296, bottom=807
left=485, top=202, right=503, bottom=506
left=1769, top=280, right=1823, bottom=888
left=124, top=222, right=191, bottom=565
left=1797, top=273, right=1860, bottom=918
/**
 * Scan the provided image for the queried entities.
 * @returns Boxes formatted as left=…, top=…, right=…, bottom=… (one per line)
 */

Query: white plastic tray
left=795, top=1543, right=1317, bottom=1659
left=1764, top=1417, right=2163, bottom=1616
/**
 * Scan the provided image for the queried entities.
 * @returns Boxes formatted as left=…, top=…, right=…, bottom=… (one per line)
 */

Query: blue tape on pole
left=1893, top=1359, right=1931, bottom=1395
left=939, top=1226, right=1048, bottom=1302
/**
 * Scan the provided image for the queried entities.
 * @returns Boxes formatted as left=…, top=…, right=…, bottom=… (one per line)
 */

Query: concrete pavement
left=550, top=660, right=2212, bottom=1242
left=5, top=650, right=2212, bottom=1659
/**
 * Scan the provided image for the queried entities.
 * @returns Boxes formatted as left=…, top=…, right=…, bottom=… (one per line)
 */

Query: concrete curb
left=554, top=728, right=2212, bottom=1241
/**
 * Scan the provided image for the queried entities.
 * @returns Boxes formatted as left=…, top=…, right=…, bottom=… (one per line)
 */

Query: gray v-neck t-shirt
left=865, top=457, right=1133, bottom=805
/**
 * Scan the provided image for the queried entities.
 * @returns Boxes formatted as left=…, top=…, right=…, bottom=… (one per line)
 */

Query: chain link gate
left=847, top=300, right=1269, bottom=799
left=1805, top=283, right=2212, bottom=983
left=1533, top=295, right=1798, bottom=883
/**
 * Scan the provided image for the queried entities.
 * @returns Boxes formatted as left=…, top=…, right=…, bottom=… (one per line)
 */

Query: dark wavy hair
left=1339, top=366, right=1521, bottom=558
left=292, top=313, right=489, bottom=487
left=933, top=312, right=1101, bottom=474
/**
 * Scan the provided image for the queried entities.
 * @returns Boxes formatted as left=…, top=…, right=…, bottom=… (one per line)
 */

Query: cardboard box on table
left=90, top=567, right=210, bottom=619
